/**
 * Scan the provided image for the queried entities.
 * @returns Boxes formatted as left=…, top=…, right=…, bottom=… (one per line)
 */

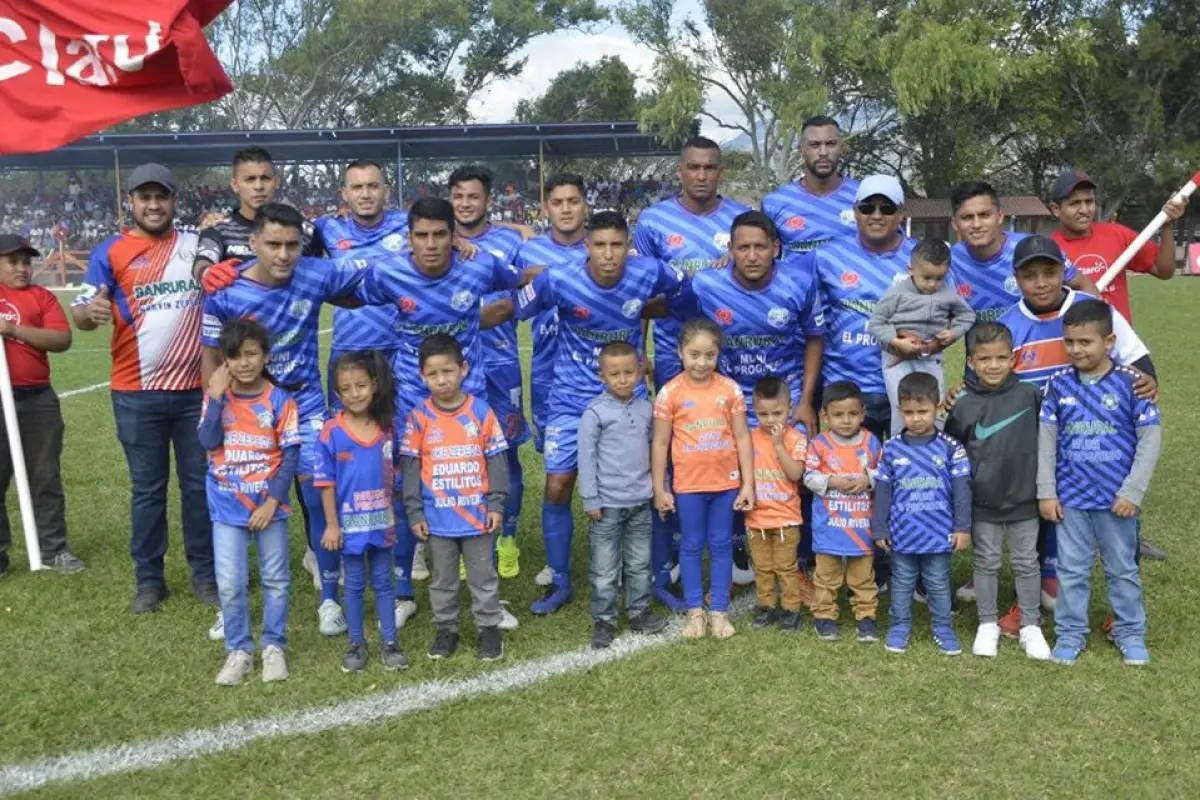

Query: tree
left=515, top=56, right=645, bottom=123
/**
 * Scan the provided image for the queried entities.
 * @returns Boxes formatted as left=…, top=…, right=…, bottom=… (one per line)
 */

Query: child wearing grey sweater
left=867, top=237, right=975, bottom=435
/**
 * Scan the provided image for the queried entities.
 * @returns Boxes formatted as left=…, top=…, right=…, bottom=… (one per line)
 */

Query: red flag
left=0, top=1, right=233, bottom=154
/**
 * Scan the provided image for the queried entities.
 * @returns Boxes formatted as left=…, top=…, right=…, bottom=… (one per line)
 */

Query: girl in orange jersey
left=652, top=318, right=754, bottom=639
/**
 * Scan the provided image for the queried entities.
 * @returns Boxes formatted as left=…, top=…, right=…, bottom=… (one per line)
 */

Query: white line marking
left=57, top=382, right=110, bottom=398
left=0, top=595, right=752, bottom=795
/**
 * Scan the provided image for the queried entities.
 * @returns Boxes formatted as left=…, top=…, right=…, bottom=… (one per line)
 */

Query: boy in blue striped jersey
left=872, top=372, right=972, bottom=655
left=1038, top=300, right=1161, bottom=666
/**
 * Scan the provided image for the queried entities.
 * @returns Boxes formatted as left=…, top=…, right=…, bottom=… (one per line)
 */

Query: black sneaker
left=46, top=551, right=86, bottom=574
left=591, top=620, right=616, bottom=649
left=381, top=641, right=409, bottom=671
left=776, top=610, right=802, bottom=632
left=0, top=551, right=9, bottom=578
left=192, top=580, right=220, bottom=606
left=752, top=606, right=778, bottom=630
left=628, top=610, right=668, bottom=635
left=733, top=543, right=750, bottom=572
left=856, top=618, right=880, bottom=643
left=1140, top=538, right=1168, bottom=562
left=131, top=584, right=168, bottom=614
left=428, top=628, right=459, bottom=660
left=342, top=641, right=368, bottom=673
left=478, top=626, right=504, bottom=661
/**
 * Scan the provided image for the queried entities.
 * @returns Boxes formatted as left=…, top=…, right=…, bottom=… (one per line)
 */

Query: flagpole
left=0, top=343, right=42, bottom=570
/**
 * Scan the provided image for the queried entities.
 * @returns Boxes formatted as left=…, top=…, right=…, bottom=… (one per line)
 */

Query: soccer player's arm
left=949, top=441, right=972, bottom=546
left=1063, top=259, right=1099, bottom=294
left=192, top=226, right=225, bottom=283
left=13, top=288, right=72, bottom=352
left=322, top=256, right=371, bottom=309
left=1110, top=305, right=1158, bottom=386
left=71, top=241, right=116, bottom=330
left=514, top=270, right=553, bottom=322
left=1125, top=220, right=1175, bottom=280
left=870, top=450, right=894, bottom=548
left=200, top=297, right=226, bottom=389
left=1117, top=391, right=1162, bottom=510
left=1036, top=380, right=1063, bottom=521
left=796, top=286, right=825, bottom=426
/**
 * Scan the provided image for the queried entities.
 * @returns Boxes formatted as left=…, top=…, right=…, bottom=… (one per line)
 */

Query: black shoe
left=381, top=641, right=410, bottom=671
left=131, top=584, right=168, bottom=614
left=192, top=580, right=220, bottom=606
left=0, top=551, right=9, bottom=578
left=752, top=606, right=778, bottom=630
left=341, top=641, right=368, bottom=673
left=1140, top=538, right=1168, bottom=561
left=776, top=610, right=802, bottom=632
left=428, top=627, right=459, bottom=660
left=478, top=626, right=504, bottom=661
left=591, top=620, right=616, bottom=649
left=733, top=544, right=750, bottom=572
left=628, top=610, right=668, bottom=635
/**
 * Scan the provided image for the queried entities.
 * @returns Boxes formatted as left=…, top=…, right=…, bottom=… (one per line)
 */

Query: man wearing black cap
left=1048, top=169, right=1187, bottom=324
left=0, top=235, right=84, bottom=577
left=70, top=163, right=216, bottom=614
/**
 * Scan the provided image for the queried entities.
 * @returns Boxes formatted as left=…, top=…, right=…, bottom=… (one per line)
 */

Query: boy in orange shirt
left=745, top=376, right=808, bottom=632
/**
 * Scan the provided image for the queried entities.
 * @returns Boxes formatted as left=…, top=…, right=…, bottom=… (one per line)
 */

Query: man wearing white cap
left=812, top=175, right=913, bottom=439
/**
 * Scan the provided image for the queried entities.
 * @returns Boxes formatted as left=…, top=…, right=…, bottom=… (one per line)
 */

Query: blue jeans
left=889, top=551, right=952, bottom=629
left=344, top=545, right=396, bottom=645
left=589, top=503, right=652, bottom=623
left=1056, top=508, right=1145, bottom=645
left=112, top=389, right=213, bottom=589
left=677, top=489, right=736, bottom=612
left=213, top=520, right=290, bottom=652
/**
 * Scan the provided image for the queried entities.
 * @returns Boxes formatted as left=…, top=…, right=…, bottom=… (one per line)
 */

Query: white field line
left=0, top=594, right=753, bottom=796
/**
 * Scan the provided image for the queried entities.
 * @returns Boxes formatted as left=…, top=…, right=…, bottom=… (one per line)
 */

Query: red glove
left=201, top=259, right=241, bottom=294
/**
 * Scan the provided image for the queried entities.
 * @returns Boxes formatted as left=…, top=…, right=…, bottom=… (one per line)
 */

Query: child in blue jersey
left=198, top=318, right=300, bottom=686
left=401, top=335, right=510, bottom=662
left=1038, top=300, right=1161, bottom=666
left=872, top=372, right=971, bottom=656
left=316, top=351, right=409, bottom=673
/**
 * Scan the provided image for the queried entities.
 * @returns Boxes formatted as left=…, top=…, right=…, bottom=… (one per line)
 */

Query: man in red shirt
left=0, top=234, right=85, bottom=577
left=1049, top=168, right=1188, bottom=323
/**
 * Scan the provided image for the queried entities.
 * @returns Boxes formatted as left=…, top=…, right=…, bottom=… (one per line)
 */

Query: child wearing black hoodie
left=944, top=322, right=1051, bottom=661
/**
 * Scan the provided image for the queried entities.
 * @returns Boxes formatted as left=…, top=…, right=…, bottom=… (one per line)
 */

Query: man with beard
left=762, top=116, right=860, bottom=255
left=73, top=164, right=216, bottom=615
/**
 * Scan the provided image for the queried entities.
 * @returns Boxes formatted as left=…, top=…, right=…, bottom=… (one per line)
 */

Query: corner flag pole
left=1096, top=171, right=1200, bottom=291
left=0, top=343, right=41, bottom=570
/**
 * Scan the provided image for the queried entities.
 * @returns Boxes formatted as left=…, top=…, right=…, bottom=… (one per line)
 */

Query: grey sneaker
left=342, top=642, right=368, bottom=673
left=478, top=626, right=504, bottom=661
left=215, top=650, right=253, bottom=686
left=381, top=641, right=410, bottom=671
left=47, top=551, right=86, bottom=574
left=261, top=645, right=289, bottom=682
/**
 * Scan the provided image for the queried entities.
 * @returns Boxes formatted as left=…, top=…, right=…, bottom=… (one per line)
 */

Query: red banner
left=0, top=0, right=233, bottom=154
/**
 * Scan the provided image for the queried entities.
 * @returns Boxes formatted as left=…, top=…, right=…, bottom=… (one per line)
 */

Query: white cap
left=854, top=174, right=904, bottom=205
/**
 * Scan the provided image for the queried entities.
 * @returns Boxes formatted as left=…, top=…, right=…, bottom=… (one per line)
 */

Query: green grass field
left=1, top=279, right=1198, bottom=798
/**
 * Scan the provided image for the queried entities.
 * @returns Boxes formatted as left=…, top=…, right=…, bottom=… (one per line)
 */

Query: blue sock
left=503, top=447, right=524, bottom=540
left=1042, top=523, right=1058, bottom=579
left=371, top=546, right=397, bottom=644
left=542, top=500, right=574, bottom=588
left=652, top=512, right=676, bottom=587
left=300, top=478, right=339, bottom=603
left=391, top=500, right=415, bottom=600
left=343, top=553, right=367, bottom=643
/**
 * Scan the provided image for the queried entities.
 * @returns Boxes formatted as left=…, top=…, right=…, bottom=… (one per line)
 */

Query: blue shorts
left=542, top=408, right=582, bottom=474
left=327, top=347, right=399, bottom=412
left=530, top=380, right=553, bottom=453
left=486, top=361, right=529, bottom=447
left=297, top=409, right=328, bottom=479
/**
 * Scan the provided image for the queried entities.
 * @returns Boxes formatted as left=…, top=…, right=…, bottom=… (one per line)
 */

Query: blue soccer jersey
left=761, top=176, right=860, bottom=253
left=632, top=196, right=750, bottom=383
left=201, top=257, right=367, bottom=421
left=513, top=233, right=589, bottom=385
left=688, top=261, right=824, bottom=425
left=814, top=234, right=915, bottom=394
left=1040, top=366, right=1160, bottom=510
left=313, top=210, right=408, bottom=351
left=354, top=251, right=522, bottom=415
left=517, top=255, right=682, bottom=415
left=312, top=413, right=399, bottom=555
left=874, top=432, right=971, bottom=554
left=950, top=232, right=1080, bottom=322
left=470, top=225, right=529, bottom=446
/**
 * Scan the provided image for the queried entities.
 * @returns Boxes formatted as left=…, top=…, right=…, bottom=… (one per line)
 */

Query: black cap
left=1050, top=169, right=1095, bottom=204
left=127, top=163, right=177, bottom=195
left=1012, top=234, right=1064, bottom=271
left=0, top=234, right=40, bottom=259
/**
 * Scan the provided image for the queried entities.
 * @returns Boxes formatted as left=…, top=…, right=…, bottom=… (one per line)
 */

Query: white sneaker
left=261, top=645, right=289, bottom=682
left=208, top=610, right=225, bottom=641
left=318, top=599, right=348, bottom=636
left=411, top=543, right=430, bottom=581
left=215, top=650, right=253, bottom=686
left=1019, top=625, right=1052, bottom=661
left=498, top=600, right=519, bottom=631
left=302, top=549, right=320, bottom=590
left=955, top=580, right=976, bottom=604
left=972, top=622, right=1001, bottom=658
left=394, top=598, right=418, bottom=629
left=535, top=565, right=553, bottom=587
left=731, top=565, right=755, bottom=586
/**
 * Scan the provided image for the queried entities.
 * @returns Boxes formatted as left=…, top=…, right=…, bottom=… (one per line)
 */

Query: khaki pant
left=812, top=553, right=878, bottom=621
left=746, top=526, right=801, bottom=612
